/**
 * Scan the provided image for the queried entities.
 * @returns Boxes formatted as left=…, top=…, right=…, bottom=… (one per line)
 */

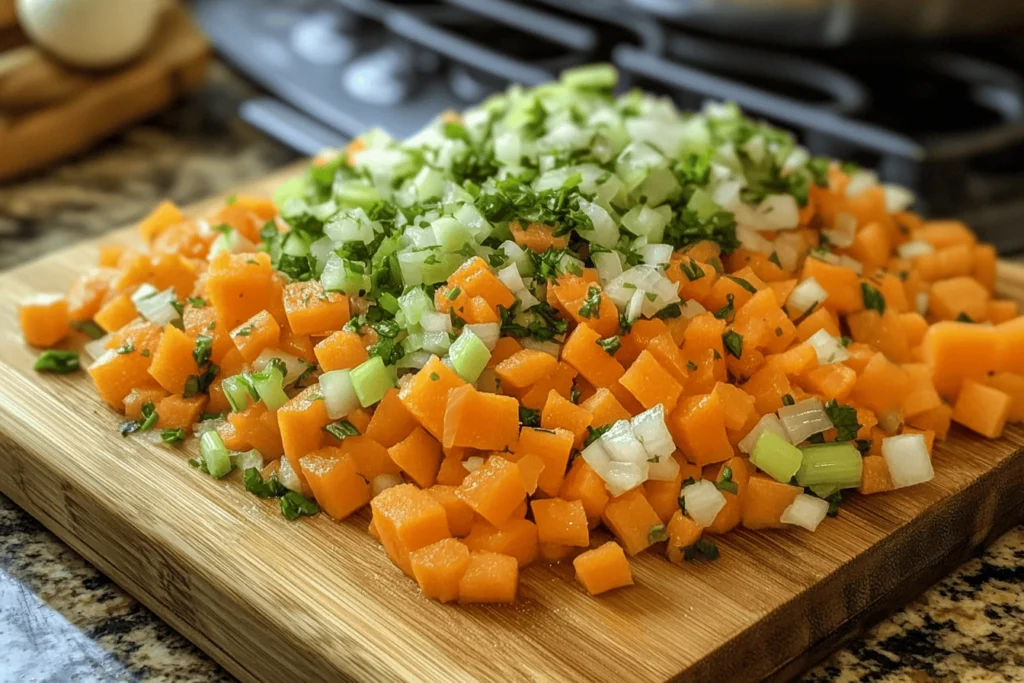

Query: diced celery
left=432, top=216, right=474, bottom=252
left=319, top=369, right=361, bottom=420
left=636, top=166, right=680, bottom=206
left=809, top=483, right=840, bottom=499
left=422, top=330, right=451, bottom=355
left=398, top=287, right=434, bottom=326
left=200, top=431, right=232, bottom=479
left=321, top=254, right=370, bottom=294
left=795, top=443, right=863, bottom=488
left=561, top=64, right=618, bottom=90
left=750, top=431, right=803, bottom=483
left=324, top=209, right=376, bottom=244
left=412, top=166, right=445, bottom=202
left=687, top=188, right=719, bottom=220
left=350, top=356, right=394, bottom=407
left=222, top=374, right=258, bottom=412
left=334, top=179, right=380, bottom=207
left=251, top=362, right=289, bottom=411
left=449, top=329, right=491, bottom=382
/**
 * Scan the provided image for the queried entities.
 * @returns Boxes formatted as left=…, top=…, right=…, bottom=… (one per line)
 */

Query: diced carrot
left=573, top=541, right=633, bottom=596
left=620, top=350, right=683, bottom=412
left=94, top=293, right=137, bottom=333
left=88, top=323, right=162, bottom=409
left=669, top=392, right=735, bottom=467
left=183, top=304, right=233, bottom=364
left=900, top=364, right=942, bottom=418
left=579, top=387, right=630, bottom=429
left=147, top=325, right=199, bottom=395
left=151, top=220, right=216, bottom=259
left=929, top=276, right=990, bottom=322
left=399, top=356, right=466, bottom=441
left=538, top=543, right=577, bottom=564
left=339, top=435, right=399, bottom=480
left=487, top=336, right=523, bottom=368
left=553, top=278, right=619, bottom=337
left=741, top=474, right=802, bottom=530
left=443, top=384, right=519, bottom=451
left=952, top=380, right=1011, bottom=439
left=668, top=256, right=718, bottom=302
left=562, top=323, right=626, bottom=388
left=615, top=319, right=668, bottom=366
left=847, top=308, right=911, bottom=363
left=124, top=388, right=169, bottom=420
left=388, top=426, right=442, bottom=488
left=494, top=349, right=558, bottom=391
left=859, top=455, right=893, bottom=495
left=138, top=200, right=185, bottom=243
left=313, top=330, right=368, bottom=372
left=987, top=299, right=1019, bottom=324
left=205, top=252, right=276, bottom=329
left=426, top=485, right=476, bottom=537
left=705, top=270, right=765, bottom=315
left=509, top=452, right=545, bottom=496
left=458, top=551, right=518, bottom=604
left=906, top=403, right=953, bottom=441
left=230, top=310, right=281, bottom=363
left=283, top=280, right=351, bottom=335
left=742, top=364, right=793, bottom=416
left=601, top=488, right=663, bottom=556
left=767, top=343, right=818, bottom=377
left=985, top=373, right=1024, bottom=423
left=850, top=352, right=912, bottom=416
left=795, top=306, right=841, bottom=342
left=364, top=388, right=418, bottom=447
left=463, top=518, right=538, bottom=568
left=371, top=484, right=451, bottom=576
left=644, top=455, right=699, bottom=524
left=226, top=402, right=284, bottom=458
left=531, top=498, right=590, bottom=547
left=98, top=245, right=126, bottom=268
left=712, top=383, right=757, bottom=432
left=516, top=361, right=578, bottom=410
left=455, top=456, right=526, bottom=527
left=645, top=332, right=692, bottom=384
left=277, top=385, right=332, bottom=493
left=798, top=363, right=857, bottom=402
left=915, top=244, right=975, bottom=282
left=447, top=257, right=516, bottom=312
left=665, top=510, right=703, bottom=564
left=801, top=257, right=862, bottom=313
left=299, top=448, right=371, bottom=520
left=514, top=427, right=573, bottom=496
left=436, top=449, right=470, bottom=487
left=66, top=268, right=115, bottom=322
left=510, top=220, right=568, bottom=252
left=541, top=390, right=592, bottom=449
left=409, top=538, right=470, bottom=603
left=913, top=220, right=976, bottom=250
left=898, top=312, right=929, bottom=347
left=559, top=457, right=610, bottom=528
left=922, top=322, right=999, bottom=399
left=18, top=293, right=70, bottom=348
left=972, top=244, right=997, bottom=293
left=155, top=394, right=207, bottom=430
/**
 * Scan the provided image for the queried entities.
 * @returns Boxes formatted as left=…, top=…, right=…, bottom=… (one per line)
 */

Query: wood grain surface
left=0, top=169, right=1022, bottom=682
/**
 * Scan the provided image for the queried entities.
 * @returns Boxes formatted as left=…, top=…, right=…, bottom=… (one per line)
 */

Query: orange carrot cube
left=573, top=541, right=633, bottom=595
left=19, top=293, right=70, bottom=348
left=230, top=310, right=281, bottom=363
left=455, top=456, right=526, bottom=527
left=541, top=390, right=593, bottom=448
left=371, top=484, right=451, bottom=576
left=283, top=280, right=351, bottom=335
left=388, top=426, right=443, bottom=488
left=531, top=498, right=589, bottom=547
left=299, top=448, right=372, bottom=520
left=442, top=384, right=519, bottom=451
left=409, top=538, right=471, bottom=603
left=458, top=551, right=518, bottom=604
left=619, top=350, right=683, bottom=412
left=314, top=330, right=369, bottom=372
left=515, top=427, right=574, bottom=497
left=601, top=488, right=663, bottom=556
left=952, top=380, right=1011, bottom=439
left=463, top=518, right=539, bottom=567
left=399, top=356, right=466, bottom=441
left=426, top=485, right=476, bottom=537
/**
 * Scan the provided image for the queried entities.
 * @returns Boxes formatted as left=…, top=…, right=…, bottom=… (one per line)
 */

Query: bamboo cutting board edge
left=1, top=175, right=1023, bottom=682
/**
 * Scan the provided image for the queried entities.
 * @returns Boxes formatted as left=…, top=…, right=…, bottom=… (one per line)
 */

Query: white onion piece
left=593, top=251, right=623, bottom=284
left=778, top=398, right=833, bottom=445
left=463, top=456, right=485, bottom=472
left=233, top=449, right=264, bottom=473
left=884, top=184, right=915, bottom=213
left=603, top=461, right=647, bottom=497
left=646, top=454, right=680, bottom=482
left=878, top=409, right=903, bottom=435
left=774, top=232, right=804, bottom=271
left=83, top=334, right=111, bottom=360
left=465, top=323, right=499, bottom=351
left=131, top=284, right=179, bottom=326
left=737, top=225, right=775, bottom=254
left=822, top=212, right=856, bottom=248
left=845, top=170, right=879, bottom=198
left=837, top=254, right=864, bottom=275
left=916, top=292, right=929, bottom=316
left=738, top=413, right=789, bottom=454
left=625, top=289, right=644, bottom=324
left=420, top=310, right=453, bottom=334
left=781, top=494, right=830, bottom=532
left=806, top=329, right=850, bottom=365
left=318, top=369, right=360, bottom=420
left=642, top=243, right=673, bottom=266
left=253, top=349, right=308, bottom=386
left=496, top=264, right=525, bottom=293
left=682, top=479, right=726, bottom=528
left=630, top=405, right=675, bottom=461
left=516, top=289, right=541, bottom=311
left=756, top=194, right=800, bottom=231
left=372, top=473, right=404, bottom=496
left=787, top=277, right=828, bottom=314
left=397, top=351, right=431, bottom=371
left=192, top=417, right=225, bottom=437
left=578, top=199, right=619, bottom=248
left=601, top=420, right=648, bottom=465
left=881, top=434, right=933, bottom=488
left=277, top=456, right=304, bottom=493
left=898, top=240, right=935, bottom=260
left=580, top=439, right=612, bottom=475
left=680, top=300, right=707, bottom=319
left=521, top=338, right=560, bottom=359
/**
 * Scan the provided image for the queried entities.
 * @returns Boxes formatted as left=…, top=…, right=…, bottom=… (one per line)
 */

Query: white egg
left=16, top=0, right=162, bottom=69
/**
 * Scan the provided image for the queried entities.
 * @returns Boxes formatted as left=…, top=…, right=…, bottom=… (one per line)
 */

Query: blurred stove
left=193, top=0, right=1024, bottom=253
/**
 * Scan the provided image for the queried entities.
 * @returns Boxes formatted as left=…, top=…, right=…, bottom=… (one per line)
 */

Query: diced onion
left=916, top=292, right=929, bottom=316
left=131, top=284, right=179, bottom=326
left=738, top=413, right=788, bottom=454
left=580, top=439, right=612, bottom=475
left=475, top=367, right=500, bottom=394
left=737, top=225, right=775, bottom=254
left=778, top=397, right=833, bottom=445
left=602, top=461, right=647, bottom=497
left=496, top=264, right=525, bottom=293
left=774, top=232, right=803, bottom=271
left=806, top=329, right=850, bottom=365
left=837, top=254, right=863, bottom=275
left=372, top=473, right=404, bottom=496
left=319, top=369, right=360, bottom=420
left=822, top=212, right=856, bottom=248
left=646, top=454, right=680, bottom=482
left=593, top=251, right=623, bottom=284
left=680, top=300, right=707, bottom=319
left=420, top=310, right=452, bottom=334
left=630, top=405, right=675, bottom=461
left=233, top=449, right=264, bottom=473
left=465, top=323, right=500, bottom=351
left=878, top=408, right=903, bottom=435
left=577, top=199, right=619, bottom=248
left=845, top=170, right=879, bottom=198
left=781, top=494, right=830, bottom=532
left=516, top=288, right=541, bottom=311
left=881, top=433, right=934, bottom=488
left=397, top=351, right=431, bottom=371
left=252, top=349, right=308, bottom=386
left=463, top=456, right=485, bottom=472
left=642, top=243, right=673, bottom=266
left=898, top=240, right=935, bottom=260
left=884, top=184, right=915, bottom=213
left=787, top=277, right=828, bottom=314
left=601, top=419, right=648, bottom=465
left=625, top=289, right=644, bottom=323
left=277, top=456, right=304, bottom=493
left=681, top=479, right=726, bottom=528
left=83, top=334, right=111, bottom=361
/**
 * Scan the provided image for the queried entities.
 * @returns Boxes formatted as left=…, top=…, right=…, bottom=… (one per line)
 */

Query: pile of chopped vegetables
left=19, top=64, right=1024, bottom=604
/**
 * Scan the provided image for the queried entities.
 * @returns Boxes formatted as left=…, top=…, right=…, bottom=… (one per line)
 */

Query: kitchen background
left=1, top=0, right=1022, bottom=681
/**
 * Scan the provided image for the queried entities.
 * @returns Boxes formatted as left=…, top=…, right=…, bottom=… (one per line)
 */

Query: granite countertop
left=1, top=62, right=1022, bottom=683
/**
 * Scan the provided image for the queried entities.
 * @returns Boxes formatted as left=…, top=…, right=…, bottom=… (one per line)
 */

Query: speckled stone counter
left=0, top=62, right=1022, bottom=683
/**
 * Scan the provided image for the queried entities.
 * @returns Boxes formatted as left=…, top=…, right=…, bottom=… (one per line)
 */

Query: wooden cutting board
left=0, top=167, right=1022, bottom=682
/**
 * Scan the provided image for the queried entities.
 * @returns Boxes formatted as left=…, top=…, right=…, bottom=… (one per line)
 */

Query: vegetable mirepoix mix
left=20, top=64, right=1024, bottom=604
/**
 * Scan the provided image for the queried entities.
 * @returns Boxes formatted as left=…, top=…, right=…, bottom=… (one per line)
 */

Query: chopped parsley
left=280, top=491, right=320, bottom=520
left=715, top=466, right=738, bottom=495
left=119, top=401, right=158, bottom=436
left=584, top=424, right=612, bottom=447
left=160, top=428, right=185, bottom=444
left=243, top=468, right=288, bottom=498
left=683, top=539, right=720, bottom=561
left=33, top=350, right=80, bottom=374
left=519, top=406, right=541, bottom=427
left=714, top=293, right=735, bottom=320
left=722, top=330, right=743, bottom=359
left=324, top=420, right=361, bottom=440
left=578, top=286, right=602, bottom=319
left=727, top=275, right=757, bottom=294
left=71, top=320, right=105, bottom=340
left=861, top=282, right=887, bottom=314
left=824, top=399, right=860, bottom=442
left=596, top=335, right=621, bottom=355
